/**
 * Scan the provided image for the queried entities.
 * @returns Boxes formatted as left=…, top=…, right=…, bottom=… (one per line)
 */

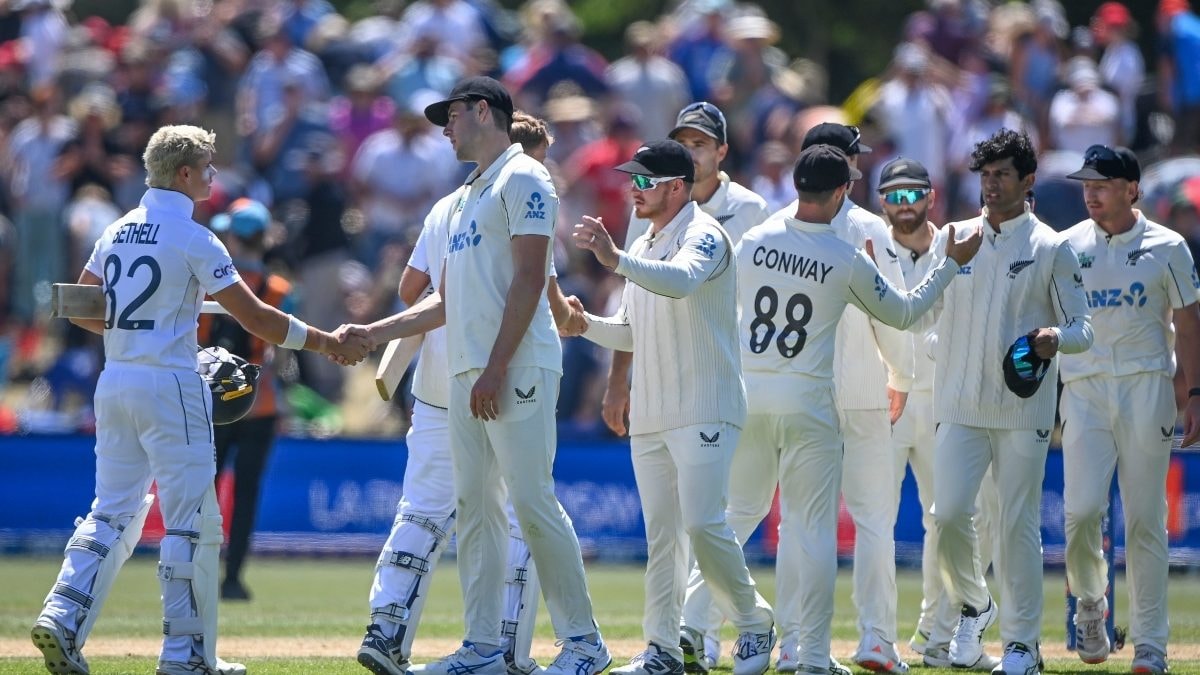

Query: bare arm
left=398, top=265, right=433, bottom=307
left=69, top=269, right=107, bottom=335
left=211, top=280, right=364, bottom=360
left=486, top=234, right=548, bottom=372
left=1175, top=302, right=1200, bottom=447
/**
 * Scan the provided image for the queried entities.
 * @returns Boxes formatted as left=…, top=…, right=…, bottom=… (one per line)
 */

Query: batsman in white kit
left=720, top=144, right=980, bottom=675
left=879, top=158, right=1001, bottom=671
left=568, top=140, right=776, bottom=675
left=355, top=77, right=611, bottom=675
left=358, top=112, right=580, bottom=675
left=927, top=129, right=1092, bottom=675
left=31, top=125, right=370, bottom=675
left=1059, top=145, right=1200, bottom=674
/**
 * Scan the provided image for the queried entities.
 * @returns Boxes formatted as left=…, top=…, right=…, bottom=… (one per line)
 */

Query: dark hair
left=471, top=98, right=511, bottom=133
left=969, top=128, right=1037, bottom=178
left=797, top=188, right=838, bottom=204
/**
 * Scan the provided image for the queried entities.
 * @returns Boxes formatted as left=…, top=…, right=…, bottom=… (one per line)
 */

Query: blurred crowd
left=1, top=0, right=1199, bottom=436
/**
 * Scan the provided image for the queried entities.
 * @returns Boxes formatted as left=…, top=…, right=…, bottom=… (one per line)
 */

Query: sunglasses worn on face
left=883, top=188, right=930, bottom=205
left=631, top=174, right=682, bottom=191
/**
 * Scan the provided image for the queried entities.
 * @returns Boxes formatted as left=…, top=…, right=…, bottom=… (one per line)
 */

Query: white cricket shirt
left=736, top=216, right=959, bottom=415
left=85, top=188, right=240, bottom=370
left=929, top=207, right=1093, bottom=429
left=1060, top=212, right=1200, bottom=382
left=443, top=144, right=561, bottom=376
left=624, top=172, right=770, bottom=247
left=407, top=187, right=462, bottom=408
left=891, top=223, right=948, bottom=393
left=584, top=202, right=746, bottom=435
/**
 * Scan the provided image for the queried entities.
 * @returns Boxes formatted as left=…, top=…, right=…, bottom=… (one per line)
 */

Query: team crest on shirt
left=1126, top=248, right=1151, bottom=266
left=716, top=214, right=734, bottom=224
left=1007, top=259, right=1035, bottom=279
left=1077, top=252, right=1094, bottom=269
left=523, top=192, right=547, bottom=220
left=699, top=430, right=721, bottom=446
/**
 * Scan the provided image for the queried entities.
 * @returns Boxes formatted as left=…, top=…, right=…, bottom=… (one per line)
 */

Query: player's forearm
left=547, top=276, right=570, bottom=325
left=871, top=319, right=914, bottom=393
left=608, top=349, right=633, bottom=383
left=1049, top=243, right=1094, bottom=354
left=1174, top=303, right=1200, bottom=389
left=581, top=312, right=634, bottom=352
left=368, top=291, right=446, bottom=343
left=485, top=272, right=544, bottom=373
left=852, top=256, right=958, bottom=331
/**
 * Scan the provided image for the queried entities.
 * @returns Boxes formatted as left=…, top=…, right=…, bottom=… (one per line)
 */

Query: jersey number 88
left=748, top=285, right=812, bottom=358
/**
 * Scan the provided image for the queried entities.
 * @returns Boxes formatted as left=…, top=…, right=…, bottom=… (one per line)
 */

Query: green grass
left=2, top=556, right=1199, bottom=673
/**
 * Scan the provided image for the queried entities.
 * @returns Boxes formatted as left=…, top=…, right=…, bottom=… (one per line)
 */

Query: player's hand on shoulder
left=945, top=223, right=983, bottom=266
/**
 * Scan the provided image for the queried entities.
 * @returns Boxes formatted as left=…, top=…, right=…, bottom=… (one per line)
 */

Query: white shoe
left=544, top=636, right=612, bottom=675
left=852, top=632, right=908, bottom=673
left=358, top=624, right=409, bottom=675
left=701, top=635, right=719, bottom=671
left=1131, top=644, right=1169, bottom=674
left=775, top=634, right=798, bottom=673
left=155, top=655, right=247, bottom=675
left=950, top=597, right=997, bottom=668
left=612, top=643, right=683, bottom=675
left=31, top=617, right=88, bottom=675
left=507, top=658, right=544, bottom=675
left=678, top=626, right=708, bottom=674
left=1072, top=596, right=1110, bottom=664
left=731, top=627, right=775, bottom=675
left=907, top=628, right=929, bottom=656
left=990, top=642, right=1041, bottom=675
left=412, top=642, right=506, bottom=675
left=922, top=644, right=951, bottom=669
left=792, top=658, right=850, bottom=675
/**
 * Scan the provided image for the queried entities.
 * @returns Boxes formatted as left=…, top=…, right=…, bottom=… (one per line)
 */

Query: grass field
left=2, top=556, right=1199, bottom=674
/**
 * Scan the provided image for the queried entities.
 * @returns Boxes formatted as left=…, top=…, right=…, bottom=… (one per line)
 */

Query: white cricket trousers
left=683, top=381, right=840, bottom=670
left=1062, top=372, right=1175, bottom=654
left=633, top=422, right=773, bottom=662
left=893, top=391, right=999, bottom=647
left=42, top=364, right=219, bottom=662
left=449, top=367, right=595, bottom=642
left=933, top=423, right=1049, bottom=646
left=839, top=407, right=899, bottom=643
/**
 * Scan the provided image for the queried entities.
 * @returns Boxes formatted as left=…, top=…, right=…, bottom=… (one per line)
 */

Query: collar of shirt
left=784, top=216, right=835, bottom=234
left=982, top=204, right=1032, bottom=241
left=1090, top=209, right=1147, bottom=244
left=140, top=187, right=196, bottom=217
left=699, top=171, right=731, bottom=214
left=463, top=143, right=524, bottom=187
left=646, top=201, right=700, bottom=252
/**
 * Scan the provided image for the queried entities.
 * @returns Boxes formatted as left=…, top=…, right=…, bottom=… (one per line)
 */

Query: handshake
left=555, top=295, right=589, bottom=338
left=325, top=324, right=376, bottom=366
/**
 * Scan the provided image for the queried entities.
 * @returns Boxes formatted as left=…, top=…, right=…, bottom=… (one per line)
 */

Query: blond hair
left=509, top=110, right=554, bottom=153
left=143, top=125, right=216, bottom=188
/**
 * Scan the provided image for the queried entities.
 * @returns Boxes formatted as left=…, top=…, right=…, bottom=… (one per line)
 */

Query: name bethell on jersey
left=750, top=244, right=833, bottom=283
left=111, top=222, right=162, bottom=245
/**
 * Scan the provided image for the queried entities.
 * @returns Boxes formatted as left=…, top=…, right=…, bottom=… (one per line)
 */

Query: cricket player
left=357, top=111, right=581, bottom=675
left=603, top=103, right=770, bottom=670
left=717, top=143, right=980, bottom=675
left=1060, top=144, right=1200, bottom=674
left=569, top=140, right=776, bottom=675
left=929, top=129, right=1093, bottom=675
left=880, top=158, right=1000, bottom=671
left=31, top=125, right=370, bottom=675
left=355, top=77, right=611, bottom=675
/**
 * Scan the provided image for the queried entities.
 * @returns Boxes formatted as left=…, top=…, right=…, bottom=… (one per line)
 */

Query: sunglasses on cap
left=1009, top=336, right=1037, bottom=381
left=883, top=188, right=930, bottom=205
left=679, top=101, right=727, bottom=125
left=631, top=174, right=683, bottom=191
left=1084, top=145, right=1119, bottom=164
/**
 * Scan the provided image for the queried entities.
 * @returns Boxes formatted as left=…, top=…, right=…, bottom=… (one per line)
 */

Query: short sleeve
left=84, top=235, right=104, bottom=277
left=410, top=217, right=435, bottom=276
left=503, top=165, right=558, bottom=238
left=1166, top=240, right=1200, bottom=309
left=188, top=231, right=241, bottom=296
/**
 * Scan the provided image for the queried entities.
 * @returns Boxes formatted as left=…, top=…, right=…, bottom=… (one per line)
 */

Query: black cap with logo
left=424, top=76, right=515, bottom=127
left=878, top=157, right=932, bottom=191
left=669, top=101, right=727, bottom=146
left=1066, top=144, right=1141, bottom=182
left=615, top=140, right=696, bottom=183
left=1002, top=334, right=1052, bottom=399
left=801, top=122, right=872, bottom=155
left=793, top=144, right=863, bottom=192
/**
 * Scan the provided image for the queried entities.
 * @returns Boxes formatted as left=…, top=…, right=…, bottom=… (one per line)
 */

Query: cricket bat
left=50, top=283, right=226, bottom=319
left=374, top=335, right=423, bottom=401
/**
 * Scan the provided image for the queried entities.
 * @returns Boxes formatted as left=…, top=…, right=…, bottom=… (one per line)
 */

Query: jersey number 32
left=748, top=285, right=812, bottom=358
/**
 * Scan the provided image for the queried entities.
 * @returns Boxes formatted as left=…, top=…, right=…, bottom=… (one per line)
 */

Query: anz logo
left=873, top=274, right=887, bottom=301
left=448, top=221, right=482, bottom=253
left=1088, top=282, right=1147, bottom=308
left=524, top=192, right=547, bottom=220
left=694, top=233, right=717, bottom=259
left=699, top=430, right=721, bottom=447
left=1078, top=252, right=1094, bottom=269
left=1192, top=267, right=1200, bottom=290
left=957, top=265, right=972, bottom=275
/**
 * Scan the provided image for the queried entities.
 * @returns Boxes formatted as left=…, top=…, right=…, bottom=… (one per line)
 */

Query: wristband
left=1191, top=387, right=1200, bottom=398
left=281, top=314, right=309, bottom=350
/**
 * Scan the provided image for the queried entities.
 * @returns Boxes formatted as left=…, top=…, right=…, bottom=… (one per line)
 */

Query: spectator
left=250, top=75, right=339, bottom=203
left=280, top=0, right=336, bottom=50
left=668, top=0, right=733, bottom=102
left=1157, top=0, right=1200, bottom=153
left=1092, top=2, right=1144, bottom=145
left=329, top=64, right=394, bottom=177
left=381, top=33, right=463, bottom=102
left=14, top=0, right=68, bottom=89
left=505, top=8, right=609, bottom=110
left=58, top=84, right=123, bottom=197
left=949, top=76, right=1037, bottom=218
left=1048, top=57, right=1120, bottom=153
left=395, top=0, right=487, bottom=68
left=1010, top=1, right=1066, bottom=136
left=606, top=21, right=690, bottom=142
left=874, top=43, right=953, bottom=198
left=542, top=85, right=601, bottom=166
left=236, top=15, right=330, bottom=142
left=748, top=140, right=793, bottom=214
left=561, top=105, right=642, bottom=246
